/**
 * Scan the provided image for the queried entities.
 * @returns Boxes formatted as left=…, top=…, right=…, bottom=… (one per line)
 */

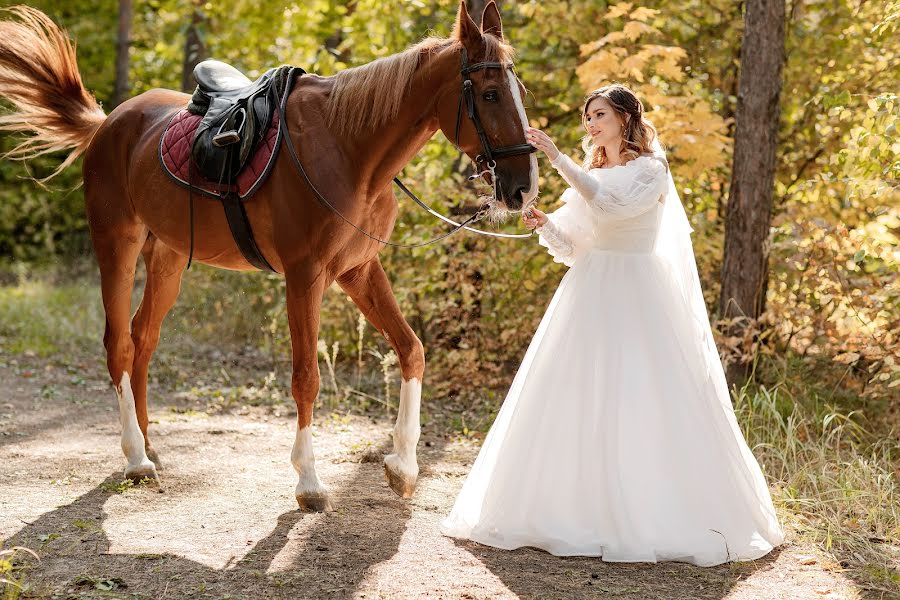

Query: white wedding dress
left=440, top=144, right=785, bottom=566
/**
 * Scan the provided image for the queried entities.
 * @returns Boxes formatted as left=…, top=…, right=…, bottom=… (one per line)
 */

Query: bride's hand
left=522, top=207, right=548, bottom=229
left=525, top=127, right=560, bottom=161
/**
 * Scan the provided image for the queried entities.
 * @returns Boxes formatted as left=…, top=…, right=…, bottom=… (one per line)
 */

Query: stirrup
left=212, top=108, right=246, bottom=147
left=213, top=130, right=241, bottom=146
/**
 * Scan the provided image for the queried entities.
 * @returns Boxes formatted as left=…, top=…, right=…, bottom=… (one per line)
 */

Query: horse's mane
left=325, top=32, right=514, bottom=137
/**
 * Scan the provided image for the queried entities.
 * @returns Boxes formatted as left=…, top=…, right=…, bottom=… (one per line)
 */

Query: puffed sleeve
left=536, top=187, right=595, bottom=267
left=549, top=153, right=668, bottom=220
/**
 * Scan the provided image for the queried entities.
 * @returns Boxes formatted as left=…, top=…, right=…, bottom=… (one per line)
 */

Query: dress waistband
left=588, top=244, right=654, bottom=254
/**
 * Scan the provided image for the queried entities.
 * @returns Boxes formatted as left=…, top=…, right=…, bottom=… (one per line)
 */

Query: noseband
left=454, top=47, right=537, bottom=190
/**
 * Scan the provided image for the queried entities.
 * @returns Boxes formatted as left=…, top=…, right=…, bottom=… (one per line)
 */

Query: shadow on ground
left=6, top=451, right=413, bottom=600
left=455, top=538, right=784, bottom=600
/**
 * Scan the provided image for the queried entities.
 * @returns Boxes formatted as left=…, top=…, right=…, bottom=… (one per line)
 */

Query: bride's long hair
left=581, top=84, right=659, bottom=169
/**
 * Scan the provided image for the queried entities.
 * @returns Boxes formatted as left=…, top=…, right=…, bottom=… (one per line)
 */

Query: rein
left=273, top=50, right=537, bottom=248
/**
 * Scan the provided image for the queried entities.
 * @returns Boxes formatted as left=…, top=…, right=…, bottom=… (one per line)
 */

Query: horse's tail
left=0, top=6, right=105, bottom=180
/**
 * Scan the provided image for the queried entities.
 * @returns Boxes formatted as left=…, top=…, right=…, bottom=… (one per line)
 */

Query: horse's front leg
left=338, top=257, right=425, bottom=498
left=285, top=266, right=332, bottom=511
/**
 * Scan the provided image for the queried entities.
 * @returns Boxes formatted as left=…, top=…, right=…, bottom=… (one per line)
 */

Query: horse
left=0, top=1, right=538, bottom=511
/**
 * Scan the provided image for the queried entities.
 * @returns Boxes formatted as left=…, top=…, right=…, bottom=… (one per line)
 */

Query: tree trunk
left=112, top=0, right=132, bottom=107
left=181, top=0, right=209, bottom=93
left=718, top=0, right=786, bottom=385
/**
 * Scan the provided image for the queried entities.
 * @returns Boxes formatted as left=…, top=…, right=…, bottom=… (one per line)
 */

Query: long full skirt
left=440, top=249, right=785, bottom=566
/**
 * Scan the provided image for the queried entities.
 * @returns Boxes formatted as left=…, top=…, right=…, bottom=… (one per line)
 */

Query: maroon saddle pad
left=158, top=108, right=281, bottom=199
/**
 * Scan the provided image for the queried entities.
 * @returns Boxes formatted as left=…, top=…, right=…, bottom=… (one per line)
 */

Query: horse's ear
left=454, top=1, right=483, bottom=49
left=481, top=1, right=503, bottom=41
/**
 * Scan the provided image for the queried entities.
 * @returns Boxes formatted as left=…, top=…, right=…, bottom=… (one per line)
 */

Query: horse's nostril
left=505, top=186, right=527, bottom=210
left=514, top=186, right=529, bottom=201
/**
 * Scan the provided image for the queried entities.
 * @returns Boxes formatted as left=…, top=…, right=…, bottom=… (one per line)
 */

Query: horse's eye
left=483, top=91, right=499, bottom=102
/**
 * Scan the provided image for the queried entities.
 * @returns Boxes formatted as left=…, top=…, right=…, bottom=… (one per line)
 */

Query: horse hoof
left=296, top=493, right=333, bottom=513
left=383, top=454, right=417, bottom=498
left=145, top=446, right=163, bottom=471
left=124, top=461, right=159, bottom=483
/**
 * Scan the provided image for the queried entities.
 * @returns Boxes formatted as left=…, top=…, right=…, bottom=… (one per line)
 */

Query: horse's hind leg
left=130, top=237, right=188, bottom=469
left=92, top=222, right=157, bottom=482
left=338, top=257, right=425, bottom=498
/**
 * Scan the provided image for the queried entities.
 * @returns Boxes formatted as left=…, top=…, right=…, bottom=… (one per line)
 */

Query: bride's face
left=583, top=97, right=626, bottom=147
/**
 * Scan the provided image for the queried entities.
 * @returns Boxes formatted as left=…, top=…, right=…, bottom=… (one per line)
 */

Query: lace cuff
left=536, top=218, right=574, bottom=264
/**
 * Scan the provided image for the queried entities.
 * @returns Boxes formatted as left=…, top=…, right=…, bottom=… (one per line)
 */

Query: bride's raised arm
left=550, top=152, right=669, bottom=220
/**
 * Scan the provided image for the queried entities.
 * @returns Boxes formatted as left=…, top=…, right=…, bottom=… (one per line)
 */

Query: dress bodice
left=537, top=153, right=670, bottom=265
left=584, top=168, right=664, bottom=253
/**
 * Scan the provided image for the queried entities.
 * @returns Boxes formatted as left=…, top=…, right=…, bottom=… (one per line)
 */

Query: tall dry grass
left=734, top=380, right=900, bottom=594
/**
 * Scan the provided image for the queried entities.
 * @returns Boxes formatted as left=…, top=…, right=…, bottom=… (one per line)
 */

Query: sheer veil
left=651, top=138, right=722, bottom=384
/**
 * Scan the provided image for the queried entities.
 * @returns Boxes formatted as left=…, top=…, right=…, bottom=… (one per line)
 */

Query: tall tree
left=113, top=0, right=131, bottom=106
left=718, top=0, right=785, bottom=383
left=181, top=0, right=208, bottom=92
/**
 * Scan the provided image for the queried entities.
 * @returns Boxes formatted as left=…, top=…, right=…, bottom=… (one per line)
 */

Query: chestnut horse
left=0, top=2, right=537, bottom=511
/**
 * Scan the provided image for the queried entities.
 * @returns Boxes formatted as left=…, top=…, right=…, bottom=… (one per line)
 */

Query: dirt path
left=0, top=356, right=862, bottom=599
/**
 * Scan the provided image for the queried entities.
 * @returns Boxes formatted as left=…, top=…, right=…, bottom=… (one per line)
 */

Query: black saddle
left=187, top=60, right=297, bottom=184
left=178, top=60, right=304, bottom=273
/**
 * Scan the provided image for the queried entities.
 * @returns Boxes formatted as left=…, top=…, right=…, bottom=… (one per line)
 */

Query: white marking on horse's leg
left=384, top=377, right=421, bottom=498
left=116, top=372, right=157, bottom=481
left=291, top=425, right=332, bottom=511
left=507, top=69, right=539, bottom=204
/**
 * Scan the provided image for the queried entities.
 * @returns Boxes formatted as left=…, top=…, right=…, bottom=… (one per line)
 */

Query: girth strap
left=220, top=192, right=277, bottom=272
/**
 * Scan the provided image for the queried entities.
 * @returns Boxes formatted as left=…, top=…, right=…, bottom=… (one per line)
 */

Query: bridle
left=453, top=46, right=536, bottom=199
left=275, top=47, right=537, bottom=249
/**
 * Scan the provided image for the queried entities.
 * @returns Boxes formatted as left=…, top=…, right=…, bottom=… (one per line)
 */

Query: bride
left=440, top=84, right=785, bottom=566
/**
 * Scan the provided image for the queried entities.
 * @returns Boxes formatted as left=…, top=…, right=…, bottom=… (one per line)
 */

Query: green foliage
left=0, top=264, right=103, bottom=358
left=0, top=546, right=38, bottom=600
left=0, top=0, right=894, bottom=400
left=98, top=479, right=135, bottom=494
left=0, top=0, right=114, bottom=261
left=0, top=0, right=895, bottom=425
left=765, top=2, right=900, bottom=399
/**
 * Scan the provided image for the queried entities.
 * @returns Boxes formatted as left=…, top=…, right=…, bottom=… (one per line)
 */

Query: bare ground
left=0, top=355, right=867, bottom=600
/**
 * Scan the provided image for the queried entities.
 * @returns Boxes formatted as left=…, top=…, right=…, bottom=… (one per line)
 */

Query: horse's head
left=436, top=1, right=538, bottom=214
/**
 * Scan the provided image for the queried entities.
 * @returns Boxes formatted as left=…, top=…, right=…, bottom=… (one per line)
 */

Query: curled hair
left=580, top=83, right=659, bottom=169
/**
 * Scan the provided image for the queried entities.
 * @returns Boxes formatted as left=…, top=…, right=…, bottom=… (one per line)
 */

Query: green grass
left=0, top=546, right=38, bottom=600
left=98, top=479, right=134, bottom=494
left=0, top=261, right=400, bottom=419
left=0, top=277, right=103, bottom=359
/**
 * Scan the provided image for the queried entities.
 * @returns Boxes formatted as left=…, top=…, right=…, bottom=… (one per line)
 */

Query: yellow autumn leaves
left=574, top=2, right=730, bottom=179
